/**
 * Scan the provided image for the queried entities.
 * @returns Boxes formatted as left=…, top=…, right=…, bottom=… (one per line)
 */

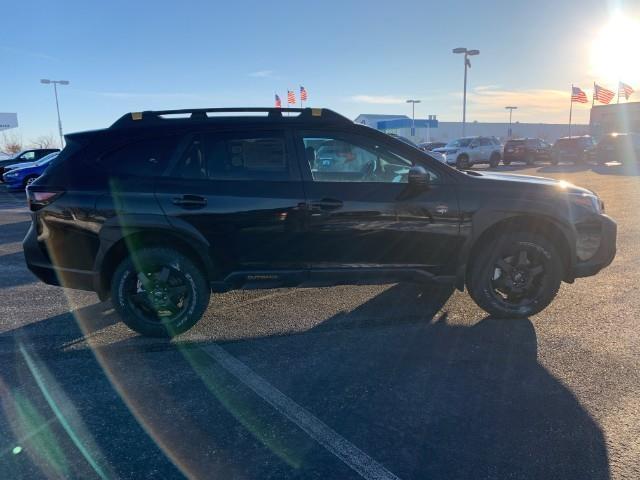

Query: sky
left=2, top=0, right=640, bottom=145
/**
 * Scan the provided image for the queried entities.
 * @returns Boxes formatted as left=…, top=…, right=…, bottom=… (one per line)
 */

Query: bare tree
left=29, top=135, right=58, bottom=149
left=1, top=132, right=23, bottom=155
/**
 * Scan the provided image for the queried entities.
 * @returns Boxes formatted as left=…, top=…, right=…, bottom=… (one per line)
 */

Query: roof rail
left=109, top=107, right=352, bottom=129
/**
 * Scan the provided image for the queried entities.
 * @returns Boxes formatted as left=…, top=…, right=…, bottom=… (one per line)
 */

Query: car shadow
left=0, top=284, right=611, bottom=479
left=590, top=162, right=640, bottom=176
left=536, top=163, right=592, bottom=174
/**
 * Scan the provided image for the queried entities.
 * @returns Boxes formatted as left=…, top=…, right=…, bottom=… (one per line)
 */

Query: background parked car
left=551, top=136, right=595, bottom=164
left=503, top=138, right=552, bottom=165
left=433, top=136, right=502, bottom=169
left=0, top=148, right=59, bottom=179
left=2, top=152, right=59, bottom=190
left=592, top=133, right=640, bottom=164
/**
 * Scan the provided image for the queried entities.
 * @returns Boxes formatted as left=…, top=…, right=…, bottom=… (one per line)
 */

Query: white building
left=354, top=113, right=589, bottom=144
left=0, top=113, right=18, bottom=132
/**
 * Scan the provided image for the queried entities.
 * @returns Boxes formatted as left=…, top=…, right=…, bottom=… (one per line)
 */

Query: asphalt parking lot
left=1, top=163, right=639, bottom=480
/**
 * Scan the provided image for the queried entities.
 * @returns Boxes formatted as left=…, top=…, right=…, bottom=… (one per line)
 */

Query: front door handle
left=172, top=194, right=207, bottom=208
left=311, top=198, right=343, bottom=211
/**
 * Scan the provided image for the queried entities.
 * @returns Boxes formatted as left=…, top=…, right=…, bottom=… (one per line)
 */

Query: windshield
left=34, top=152, right=59, bottom=166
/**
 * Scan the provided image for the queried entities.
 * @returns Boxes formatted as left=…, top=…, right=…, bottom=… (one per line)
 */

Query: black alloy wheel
left=111, top=247, right=210, bottom=337
left=468, top=232, right=563, bottom=318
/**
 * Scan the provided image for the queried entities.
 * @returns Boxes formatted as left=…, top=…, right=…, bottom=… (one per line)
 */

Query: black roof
left=109, top=107, right=352, bottom=130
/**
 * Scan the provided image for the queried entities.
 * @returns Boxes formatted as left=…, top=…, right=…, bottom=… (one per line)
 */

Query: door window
left=479, top=138, right=492, bottom=147
left=97, top=137, right=180, bottom=176
left=171, top=131, right=292, bottom=181
left=20, top=151, right=36, bottom=161
left=302, top=135, right=438, bottom=183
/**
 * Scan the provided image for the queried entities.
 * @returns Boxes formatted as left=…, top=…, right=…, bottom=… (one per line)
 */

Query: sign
left=0, top=113, right=18, bottom=131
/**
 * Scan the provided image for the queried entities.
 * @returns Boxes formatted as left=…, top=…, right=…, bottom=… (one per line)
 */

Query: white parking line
left=202, top=344, right=401, bottom=480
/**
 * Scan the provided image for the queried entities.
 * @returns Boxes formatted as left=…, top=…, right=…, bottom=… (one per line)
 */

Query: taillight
left=27, top=189, right=64, bottom=211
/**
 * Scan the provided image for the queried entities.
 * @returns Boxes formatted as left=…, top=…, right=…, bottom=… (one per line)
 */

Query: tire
left=489, top=152, right=500, bottom=168
left=456, top=154, right=470, bottom=169
left=111, top=247, right=210, bottom=337
left=550, top=153, right=560, bottom=165
left=467, top=232, right=563, bottom=318
left=23, top=176, right=38, bottom=188
left=525, top=153, right=535, bottom=165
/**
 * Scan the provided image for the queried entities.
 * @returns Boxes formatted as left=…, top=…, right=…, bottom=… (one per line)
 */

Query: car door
left=479, top=137, right=493, bottom=161
left=296, top=130, right=461, bottom=276
left=155, top=128, right=308, bottom=277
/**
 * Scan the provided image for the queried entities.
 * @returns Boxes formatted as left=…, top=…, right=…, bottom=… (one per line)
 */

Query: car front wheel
left=111, top=247, right=210, bottom=337
left=467, top=232, right=563, bottom=318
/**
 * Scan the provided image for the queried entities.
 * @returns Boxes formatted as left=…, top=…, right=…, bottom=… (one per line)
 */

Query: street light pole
left=406, top=99, right=421, bottom=138
left=41, top=79, right=70, bottom=148
left=453, top=48, right=479, bottom=137
left=505, top=106, right=517, bottom=138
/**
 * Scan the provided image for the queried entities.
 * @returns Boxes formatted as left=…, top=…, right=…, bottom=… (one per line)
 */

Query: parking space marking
left=202, top=344, right=401, bottom=480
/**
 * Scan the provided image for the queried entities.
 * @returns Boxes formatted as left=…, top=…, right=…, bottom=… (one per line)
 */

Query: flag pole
left=569, top=84, right=573, bottom=138
left=617, top=80, right=621, bottom=104
left=592, top=82, right=596, bottom=108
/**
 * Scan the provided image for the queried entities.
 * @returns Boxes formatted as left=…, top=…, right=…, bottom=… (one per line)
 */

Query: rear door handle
left=172, top=194, right=207, bottom=208
left=311, top=198, right=343, bottom=211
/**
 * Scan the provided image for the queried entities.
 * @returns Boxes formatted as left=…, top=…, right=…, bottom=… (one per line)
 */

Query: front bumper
left=572, top=214, right=617, bottom=278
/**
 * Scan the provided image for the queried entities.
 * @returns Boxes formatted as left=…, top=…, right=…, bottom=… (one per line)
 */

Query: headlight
left=5, top=172, right=18, bottom=178
left=569, top=193, right=603, bottom=213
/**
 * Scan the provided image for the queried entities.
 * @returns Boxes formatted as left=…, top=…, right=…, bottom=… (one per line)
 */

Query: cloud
left=83, top=91, right=207, bottom=101
left=248, top=70, right=275, bottom=78
left=455, top=86, right=590, bottom=123
left=348, top=95, right=407, bottom=105
left=0, top=46, right=59, bottom=62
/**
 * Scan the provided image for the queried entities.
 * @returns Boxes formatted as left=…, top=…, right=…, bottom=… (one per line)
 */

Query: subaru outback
left=24, top=108, right=617, bottom=337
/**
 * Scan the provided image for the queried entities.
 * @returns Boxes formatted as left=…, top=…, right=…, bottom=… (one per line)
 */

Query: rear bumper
left=23, top=221, right=97, bottom=292
left=572, top=214, right=617, bottom=278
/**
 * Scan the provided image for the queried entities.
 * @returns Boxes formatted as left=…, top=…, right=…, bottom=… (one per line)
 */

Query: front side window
left=302, top=134, right=438, bottom=183
left=20, top=151, right=36, bottom=161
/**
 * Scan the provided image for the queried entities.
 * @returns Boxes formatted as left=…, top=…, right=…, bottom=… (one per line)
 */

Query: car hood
left=4, top=162, right=36, bottom=171
left=433, top=148, right=457, bottom=153
left=467, top=171, right=592, bottom=195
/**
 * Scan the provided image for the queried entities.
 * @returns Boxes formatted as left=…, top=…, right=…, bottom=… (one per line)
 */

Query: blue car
left=2, top=152, right=59, bottom=190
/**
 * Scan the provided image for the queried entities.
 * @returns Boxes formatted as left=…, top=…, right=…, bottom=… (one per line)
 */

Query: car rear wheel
left=456, top=154, right=470, bottom=169
left=525, top=153, right=535, bottom=165
left=467, top=232, right=563, bottom=318
left=551, top=152, right=560, bottom=165
left=111, top=247, right=210, bottom=337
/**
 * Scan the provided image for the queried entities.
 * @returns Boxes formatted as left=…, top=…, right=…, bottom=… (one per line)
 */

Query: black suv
left=503, top=138, right=552, bottom=165
left=24, top=108, right=617, bottom=337
left=551, top=136, right=596, bottom=164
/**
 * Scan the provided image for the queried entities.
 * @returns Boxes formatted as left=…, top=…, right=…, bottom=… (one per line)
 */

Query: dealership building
left=354, top=114, right=589, bottom=144
left=590, top=101, right=640, bottom=138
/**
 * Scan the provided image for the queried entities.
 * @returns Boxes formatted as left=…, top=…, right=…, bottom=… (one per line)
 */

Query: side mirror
left=408, top=166, right=430, bottom=186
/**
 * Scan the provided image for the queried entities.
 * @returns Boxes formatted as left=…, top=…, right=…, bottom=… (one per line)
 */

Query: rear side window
left=98, top=137, right=179, bottom=177
left=479, top=138, right=491, bottom=146
left=171, top=131, right=292, bottom=181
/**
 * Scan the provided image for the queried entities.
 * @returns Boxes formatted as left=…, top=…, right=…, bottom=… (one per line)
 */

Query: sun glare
left=590, top=12, right=640, bottom=86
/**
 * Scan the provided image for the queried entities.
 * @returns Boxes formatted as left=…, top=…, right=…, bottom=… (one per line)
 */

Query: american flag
left=619, top=81, right=634, bottom=100
left=594, top=83, right=615, bottom=104
left=287, top=90, right=296, bottom=105
left=274, top=94, right=282, bottom=108
left=300, top=86, right=308, bottom=101
left=571, top=86, right=588, bottom=104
